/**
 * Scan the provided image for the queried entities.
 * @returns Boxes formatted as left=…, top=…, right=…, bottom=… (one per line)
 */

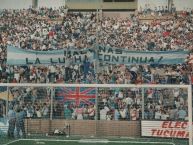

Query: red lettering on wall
left=161, top=121, right=188, bottom=129
left=170, top=130, right=177, bottom=137
left=176, top=131, right=186, bottom=138
left=151, top=129, right=187, bottom=138
left=162, top=121, right=169, bottom=128
left=168, top=121, right=174, bottom=128
left=157, top=130, right=163, bottom=136
left=186, top=132, right=189, bottom=138
left=163, top=130, right=170, bottom=137
left=175, top=121, right=181, bottom=128
left=151, top=129, right=157, bottom=136
left=181, top=122, right=188, bottom=129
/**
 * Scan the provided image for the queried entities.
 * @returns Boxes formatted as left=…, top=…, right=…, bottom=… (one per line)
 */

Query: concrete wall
left=0, top=0, right=192, bottom=10
left=138, top=0, right=168, bottom=10
left=38, top=0, right=65, bottom=8
left=138, top=0, right=193, bottom=11
left=0, top=0, right=32, bottom=9
left=25, top=119, right=141, bottom=137
left=66, top=1, right=137, bottom=10
left=173, top=0, right=193, bottom=11
left=0, top=0, right=65, bottom=9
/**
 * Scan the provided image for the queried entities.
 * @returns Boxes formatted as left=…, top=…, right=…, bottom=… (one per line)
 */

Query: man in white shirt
left=100, top=106, right=110, bottom=120
left=154, top=109, right=161, bottom=120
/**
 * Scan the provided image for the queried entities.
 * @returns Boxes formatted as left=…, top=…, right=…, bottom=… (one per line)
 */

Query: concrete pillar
left=32, top=0, right=38, bottom=8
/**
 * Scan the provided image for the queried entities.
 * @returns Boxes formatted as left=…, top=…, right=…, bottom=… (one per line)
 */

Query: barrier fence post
left=188, top=85, right=192, bottom=145
left=142, top=88, right=145, bottom=120
left=50, top=87, right=54, bottom=120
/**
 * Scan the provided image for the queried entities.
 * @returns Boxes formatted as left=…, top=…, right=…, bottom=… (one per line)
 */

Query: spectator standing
left=154, top=109, right=161, bottom=120
left=41, top=103, right=49, bottom=118
left=114, top=108, right=120, bottom=121
left=168, top=105, right=177, bottom=120
left=15, top=107, right=26, bottom=138
left=64, top=105, right=72, bottom=120
left=76, top=106, right=83, bottom=120
left=130, top=108, right=137, bottom=121
left=177, top=107, right=187, bottom=121
left=100, top=106, right=110, bottom=120
left=88, top=105, right=95, bottom=120
left=7, top=106, right=16, bottom=138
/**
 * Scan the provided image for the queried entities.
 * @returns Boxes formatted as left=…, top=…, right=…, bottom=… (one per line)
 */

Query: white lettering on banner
left=141, top=121, right=192, bottom=138
left=7, top=45, right=189, bottom=65
left=7, top=45, right=91, bottom=65
left=98, top=45, right=188, bottom=64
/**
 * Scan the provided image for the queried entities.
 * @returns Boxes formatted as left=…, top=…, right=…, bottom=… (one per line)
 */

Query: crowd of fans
left=5, top=87, right=97, bottom=120
left=0, top=7, right=193, bottom=85
left=0, top=6, right=193, bottom=121
left=0, top=86, right=188, bottom=121
left=98, top=87, right=188, bottom=121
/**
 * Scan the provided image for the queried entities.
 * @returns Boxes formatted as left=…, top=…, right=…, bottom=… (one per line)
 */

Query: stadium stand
left=0, top=1, right=193, bottom=145
left=0, top=5, right=192, bottom=120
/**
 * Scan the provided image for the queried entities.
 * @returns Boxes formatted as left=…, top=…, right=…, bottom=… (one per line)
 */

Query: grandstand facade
left=65, top=0, right=137, bottom=11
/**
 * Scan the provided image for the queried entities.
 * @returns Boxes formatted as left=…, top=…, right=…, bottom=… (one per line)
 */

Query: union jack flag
left=55, top=87, right=96, bottom=107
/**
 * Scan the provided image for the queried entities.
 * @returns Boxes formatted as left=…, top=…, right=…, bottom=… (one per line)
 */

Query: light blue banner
left=98, top=45, right=189, bottom=65
left=7, top=46, right=93, bottom=65
left=7, top=45, right=189, bottom=65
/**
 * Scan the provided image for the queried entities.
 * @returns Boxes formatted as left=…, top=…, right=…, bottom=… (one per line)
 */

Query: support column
left=32, top=0, right=38, bottom=8
left=168, top=0, right=173, bottom=12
